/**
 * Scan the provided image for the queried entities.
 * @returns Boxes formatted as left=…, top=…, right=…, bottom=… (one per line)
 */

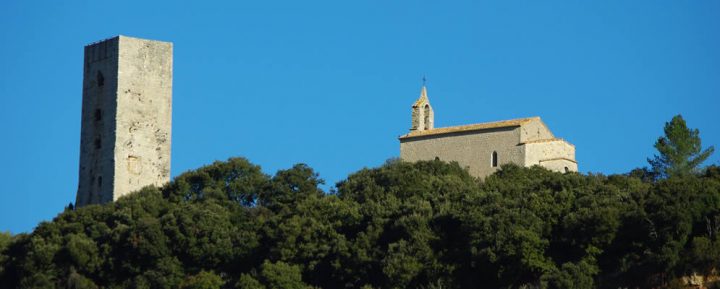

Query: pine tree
left=648, top=115, right=714, bottom=178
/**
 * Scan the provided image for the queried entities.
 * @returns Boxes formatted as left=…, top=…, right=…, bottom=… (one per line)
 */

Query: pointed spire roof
left=413, top=85, right=430, bottom=107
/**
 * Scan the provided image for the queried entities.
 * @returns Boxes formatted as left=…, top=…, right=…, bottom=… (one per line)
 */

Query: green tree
left=0, top=231, right=11, bottom=250
left=4, top=156, right=720, bottom=288
left=259, top=260, right=308, bottom=289
left=544, top=259, right=597, bottom=289
left=180, top=270, right=224, bottom=289
left=236, top=274, right=266, bottom=289
left=649, top=115, right=715, bottom=178
left=67, top=267, right=99, bottom=289
left=163, top=157, right=269, bottom=205
left=689, top=236, right=720, bottom=275
left=0, top=231, right=12, bottom=281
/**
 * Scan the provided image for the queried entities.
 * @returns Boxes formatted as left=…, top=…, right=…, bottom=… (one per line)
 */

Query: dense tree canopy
left=1, top=157, right=719, bottom=289
left=1, top=116, right=718, bottom=288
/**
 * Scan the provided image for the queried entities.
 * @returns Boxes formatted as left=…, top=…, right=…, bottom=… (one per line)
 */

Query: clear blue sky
left=1, top=1, right=718, bottom=234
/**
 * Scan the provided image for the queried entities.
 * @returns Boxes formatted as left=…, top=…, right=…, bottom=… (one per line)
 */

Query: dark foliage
left=1, top=157, right=719, bottom=288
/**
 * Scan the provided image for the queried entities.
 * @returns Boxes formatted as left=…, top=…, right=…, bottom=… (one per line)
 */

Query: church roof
left=399, top=116, right=540, bottom=140
left=521, top=138, right=575, bottom=147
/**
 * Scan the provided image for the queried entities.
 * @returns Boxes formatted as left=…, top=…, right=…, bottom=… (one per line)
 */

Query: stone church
left=399, top=86, right=577, bottom=178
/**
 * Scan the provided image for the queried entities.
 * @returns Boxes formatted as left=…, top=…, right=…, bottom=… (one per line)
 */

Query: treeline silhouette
left=0, top=158, right=719, bottom=289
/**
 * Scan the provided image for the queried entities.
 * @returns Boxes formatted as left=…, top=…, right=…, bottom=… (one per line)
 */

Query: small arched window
left=96, top=71, right=105, bottom=87
left=491, top=151, right=498, bottom=167
left=564, top=167, right=569, bottom=173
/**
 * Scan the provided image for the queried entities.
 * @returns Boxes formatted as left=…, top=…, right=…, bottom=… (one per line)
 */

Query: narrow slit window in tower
left=89, top=176, right=96, bottom=203
left=97, top=176, right=102, bottom=189
left=423, top=104, right=431, bottom=130
left=94, top=109, right=102, bottom=121
left=491, top=151, right=498, bottom=167
left=96, top=71, right=104, bottom=87
left=94, top=136, right=101, bottom=149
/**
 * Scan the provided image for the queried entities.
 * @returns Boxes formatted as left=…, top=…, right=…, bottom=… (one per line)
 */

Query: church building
left=399, top=86, right=578, bottom=178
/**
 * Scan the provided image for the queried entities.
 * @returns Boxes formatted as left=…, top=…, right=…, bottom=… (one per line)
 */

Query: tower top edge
left=85, top=35, right=173, bottom=48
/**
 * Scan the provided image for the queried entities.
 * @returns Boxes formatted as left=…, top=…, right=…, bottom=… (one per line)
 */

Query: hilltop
left=0, top=115, right=717, bottom=289
left=1, top=157, right=719, bottom=289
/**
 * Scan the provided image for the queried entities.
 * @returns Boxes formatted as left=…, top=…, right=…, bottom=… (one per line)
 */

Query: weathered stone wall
left=411, top=106, right=423, bottom=131
left=522, top=140, right=577, bottom=172
left=400, top=127, right=524, bottom=178
left=520, top=118, right=554, bottom=143
left=538, top=158, right=578, bottom=172
left=77, top=38, right=120, bottom=206
left=113, top=36, right=172, bottom=201
left=76, top=36, right=172, bottom=206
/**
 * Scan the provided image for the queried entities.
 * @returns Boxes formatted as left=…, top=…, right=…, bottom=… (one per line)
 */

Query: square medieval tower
left=76, top=36, right=172, bottom=206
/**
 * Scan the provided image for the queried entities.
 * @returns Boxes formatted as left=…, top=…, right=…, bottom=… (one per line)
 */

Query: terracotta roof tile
left=400, top=116, right=539, bottom=139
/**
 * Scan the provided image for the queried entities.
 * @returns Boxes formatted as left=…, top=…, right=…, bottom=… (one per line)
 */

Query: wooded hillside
left=1, top=157, right=719, bottom=288
left=1, top=115, right=717, bottom=289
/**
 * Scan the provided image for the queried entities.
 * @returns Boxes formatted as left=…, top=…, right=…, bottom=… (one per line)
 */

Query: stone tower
left=76, top=36, right=173, bottom=207
left=410, top=85, right=434, bottom=131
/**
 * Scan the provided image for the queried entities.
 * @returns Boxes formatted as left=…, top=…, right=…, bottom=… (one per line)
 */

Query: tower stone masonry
left=76, top=36, right=172, bottom=207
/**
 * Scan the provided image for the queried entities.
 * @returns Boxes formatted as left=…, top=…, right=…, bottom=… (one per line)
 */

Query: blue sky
left=1, top=1, right=718, bottom=234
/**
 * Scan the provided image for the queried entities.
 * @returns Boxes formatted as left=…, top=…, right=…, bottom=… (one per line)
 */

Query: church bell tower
left=410, top=85, right=434, bottom=131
